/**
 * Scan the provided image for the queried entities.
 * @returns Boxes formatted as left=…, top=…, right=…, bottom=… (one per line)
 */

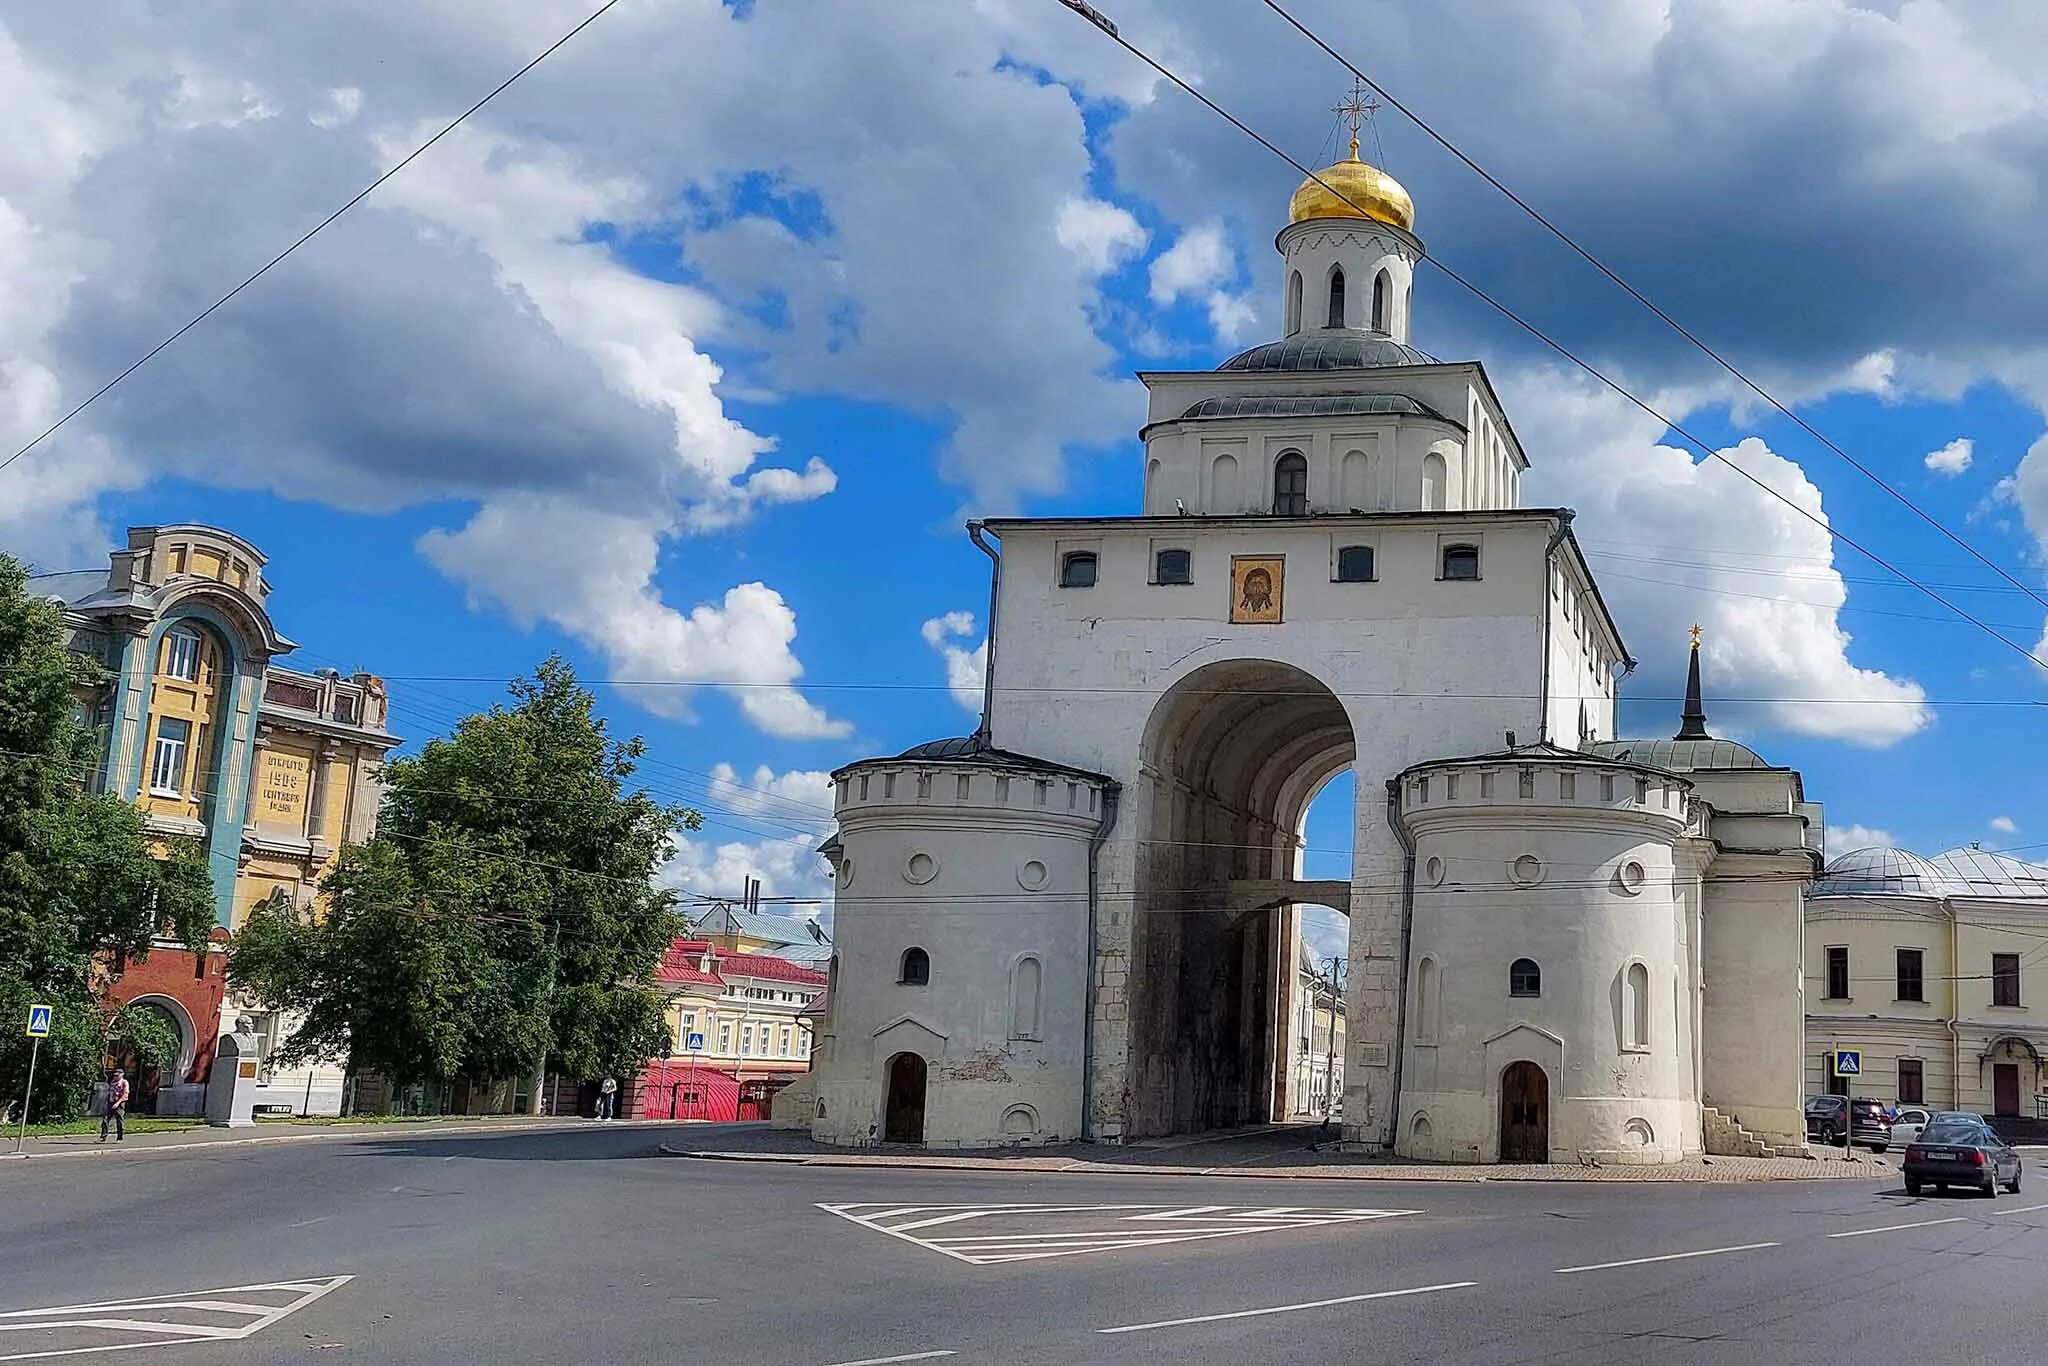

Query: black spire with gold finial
left=1675, top=624, right=1711, bottom=740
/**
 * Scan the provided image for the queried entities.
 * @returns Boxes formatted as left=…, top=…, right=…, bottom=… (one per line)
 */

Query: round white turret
left=1393, top=747, right=1700, bottom=1165
left=810, top=740, right=1115, bottom=1148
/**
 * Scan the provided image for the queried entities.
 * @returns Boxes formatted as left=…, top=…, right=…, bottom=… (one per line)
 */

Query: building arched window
left=1334, top=545, right=1375, bottom=582
left=162, top=626, right=203, bottom=682
left=1273, top=452, right=1309, bottom=516
left=1154, top=548, right=1191, bottom=585
left=1371, top=269, right=1391, bottom=332
left=1416, top=956, right=1440, bottom=1043
left=1441, top=543, right=1480, bottom=580
left=898, top=947, right=930, bottom=986
left=1010, top=956, right=1042, bottom=1039
left=1624, top=962, right=1650, bottom=1049
left=1510, top=958, right=1541, bottom=997
left=1421, top=452, right=1447, bottom=511
left=1285, top=270, right=1303, bottom=336
left=1326, top=267, right=1346, bottom=328
left=1059, top=551, right=1098, bottom=589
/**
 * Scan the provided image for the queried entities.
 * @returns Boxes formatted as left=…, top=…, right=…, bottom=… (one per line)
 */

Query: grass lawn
left=14, top=1117, right=206, bottom=1138
left=17, top=1113, right=556, bottom=1137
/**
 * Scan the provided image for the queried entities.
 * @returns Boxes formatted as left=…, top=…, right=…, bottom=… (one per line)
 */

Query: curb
left=7, top=1118, right=664, bottom=1163
left=657, top=1146, right=1896, bottom=1185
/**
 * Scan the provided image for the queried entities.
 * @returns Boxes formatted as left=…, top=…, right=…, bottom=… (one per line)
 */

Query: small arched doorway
left=1499, top=1061, right=1549, bottom=1163
left=884, top=1052, right=927, bottom=1144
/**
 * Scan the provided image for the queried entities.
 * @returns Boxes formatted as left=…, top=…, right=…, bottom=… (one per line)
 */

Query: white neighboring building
left=807, top=125, right=1822, bottom=1161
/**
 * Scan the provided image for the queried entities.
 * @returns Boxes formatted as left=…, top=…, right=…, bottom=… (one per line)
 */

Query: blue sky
left=6, top=1, right=2048, bottom=936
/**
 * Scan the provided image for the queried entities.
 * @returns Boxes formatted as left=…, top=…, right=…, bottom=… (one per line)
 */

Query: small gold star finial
left=1333, top=76, right=1379, bottom=161
left=1689, top=623, right=1702, bottom=648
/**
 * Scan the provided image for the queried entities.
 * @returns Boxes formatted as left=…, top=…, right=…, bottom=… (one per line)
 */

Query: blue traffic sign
left=24, top=1004, right=52, bottom=1038
left=1832, top=1049, right=1861, bottom=1077
left=686, top=1032, right=706, bottom=1052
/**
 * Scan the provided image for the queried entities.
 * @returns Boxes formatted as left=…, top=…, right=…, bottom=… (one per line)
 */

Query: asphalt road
left=3, top=1123, right=2042, bottom=1365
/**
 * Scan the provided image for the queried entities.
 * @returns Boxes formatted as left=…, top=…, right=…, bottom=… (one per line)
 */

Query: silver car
left=1888, top=1105, right=1934, bottom=1151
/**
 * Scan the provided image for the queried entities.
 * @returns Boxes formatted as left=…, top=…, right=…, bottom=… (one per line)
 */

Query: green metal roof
left=1588, top=738, right=1774, bottom=771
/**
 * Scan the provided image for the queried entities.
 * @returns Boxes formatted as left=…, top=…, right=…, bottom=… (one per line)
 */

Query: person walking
left=100, top=1068, right=130, bottom=1142
left=597, top=1075, right=618, bottom=1121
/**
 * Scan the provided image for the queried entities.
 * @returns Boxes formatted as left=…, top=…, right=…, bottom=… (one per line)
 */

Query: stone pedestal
left=205, top=1030, right=261, bottom=1128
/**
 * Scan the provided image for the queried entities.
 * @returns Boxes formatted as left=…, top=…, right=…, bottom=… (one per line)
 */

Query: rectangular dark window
left=1154, top=548, right=1191, bottom=585
left=1897, top=1059, right=1923, bottom=1105
left=1896, top=949, right=1924, bottom=1003
left=1334, top=545, right=1375, bottom=582
left=1993, top=953, right=2021, bottom=1007
left=1825, top=946, right=1849, bottom=1001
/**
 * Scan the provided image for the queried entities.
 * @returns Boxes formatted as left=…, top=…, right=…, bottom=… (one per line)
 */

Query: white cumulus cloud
left=659, top=763, right=836, bottom=922
left=1924, top=437, right=1974, bottom=475
left=1827, top=823, right=1899, bottom=854
left=1056, top=196, right=1146, bottom=275
left=921, top=611, right=988, bottom=716
left=1991, top=815, right=2019, bottom=834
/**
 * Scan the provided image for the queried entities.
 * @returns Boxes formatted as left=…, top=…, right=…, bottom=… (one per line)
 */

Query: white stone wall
left=1395, top=755, right=1695, bottom=1164
left=810, top=758, right=1108, bottom=1148
left=1278, top=221, right=1417, bottom=339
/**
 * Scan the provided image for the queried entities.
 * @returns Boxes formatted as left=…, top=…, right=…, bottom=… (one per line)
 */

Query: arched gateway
left=800, top=96, right=1817, bottom=1162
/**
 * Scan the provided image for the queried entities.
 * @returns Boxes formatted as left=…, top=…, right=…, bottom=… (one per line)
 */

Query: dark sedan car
left=1804, top=1095, right=1893, bottom=1151
left=1902, top=1119, right=2023, bottom=1198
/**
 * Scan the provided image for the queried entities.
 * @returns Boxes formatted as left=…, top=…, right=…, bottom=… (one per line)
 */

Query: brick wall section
left=107, top=936, right=229, bottom=1083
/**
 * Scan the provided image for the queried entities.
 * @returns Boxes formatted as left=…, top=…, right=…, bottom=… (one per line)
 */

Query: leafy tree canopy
left=231, top=656, right=698, bottom=1087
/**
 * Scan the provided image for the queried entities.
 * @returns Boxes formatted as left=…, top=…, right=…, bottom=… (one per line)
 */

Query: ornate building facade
left=791, top=128, right=1824, bottom=1161
left=44, top=524, right=398, bottom=1115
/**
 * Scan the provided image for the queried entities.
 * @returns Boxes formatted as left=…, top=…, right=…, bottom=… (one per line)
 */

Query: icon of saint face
left=1241, top=567, right=1274, bottom=613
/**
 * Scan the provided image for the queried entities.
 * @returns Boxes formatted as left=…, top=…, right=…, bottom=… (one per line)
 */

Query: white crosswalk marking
left=819, top=1202, right=1418, bottom=1265
left=0, top=1276, right=352, bottom=1360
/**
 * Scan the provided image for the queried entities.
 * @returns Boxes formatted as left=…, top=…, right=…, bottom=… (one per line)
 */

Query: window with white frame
left=149, top=718, right=191, bottom=795
left=779, top=1025, right=793, bottom=1056
left=163, top=627, right=202, bottom=681
left=740, top=1024, right=753, bottom=1055
left=718, top=1022, right=733, bottom=1052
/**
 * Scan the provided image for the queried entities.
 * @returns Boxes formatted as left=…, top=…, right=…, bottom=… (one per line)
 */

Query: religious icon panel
left=1230, top=555, right=1284, bottom=624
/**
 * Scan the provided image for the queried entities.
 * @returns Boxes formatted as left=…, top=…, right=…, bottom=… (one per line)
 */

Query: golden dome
left=1288, top=150, right=1414, bottom=231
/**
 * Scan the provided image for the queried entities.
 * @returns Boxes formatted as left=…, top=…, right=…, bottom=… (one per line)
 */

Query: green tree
left=230, top=656, right=697, bottom=1091
left=0, top=553, right=215, bottom=1121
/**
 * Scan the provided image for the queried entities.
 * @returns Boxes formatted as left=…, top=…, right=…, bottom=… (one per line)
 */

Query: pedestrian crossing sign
left=686, top=1032, right=706, bottom=1052
left=25, top=1004, right=52, bottom=1038
left=1832, top=1049, right=1860, bottom=1078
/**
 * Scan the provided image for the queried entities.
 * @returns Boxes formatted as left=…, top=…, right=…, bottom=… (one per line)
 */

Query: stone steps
left=1702, top=1104, right=1778, bottom=1159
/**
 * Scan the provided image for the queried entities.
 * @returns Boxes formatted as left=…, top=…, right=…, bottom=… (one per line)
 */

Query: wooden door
left=885, top=1053, right=927, bottom=1144
left=1994, top=1063, right=2021, bottom=1118
left=1499, top=1061, right=1549, bottom=1163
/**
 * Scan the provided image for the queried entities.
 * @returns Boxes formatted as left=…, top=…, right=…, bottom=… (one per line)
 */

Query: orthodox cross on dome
left=1689, top=622, right=1702, bottom=648
left=1333, top=76, right=1380, bottom=161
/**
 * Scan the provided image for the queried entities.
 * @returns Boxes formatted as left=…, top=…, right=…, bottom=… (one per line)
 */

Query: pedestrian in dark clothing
left=100, top=1069, right=130, bottom=1142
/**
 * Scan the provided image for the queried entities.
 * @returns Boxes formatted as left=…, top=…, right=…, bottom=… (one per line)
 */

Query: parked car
left=1803, top=1095, right=1893, bottom=1151
left=1888, top=1106, right=1934, bottom=1150
left=1902, top=1117, right=2023, bottom=1197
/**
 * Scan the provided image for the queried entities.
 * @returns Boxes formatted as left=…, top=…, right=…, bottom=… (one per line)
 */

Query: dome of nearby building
left=1588, top=738, right=1771, bottom=772
left=1814, top=847, right=1956, bottom=899
left=1289, top=151, right=1415, bottom=230
left=1929, top=847, right=2048, bottom=899
left=1218, top=329, right=1435, bottom=373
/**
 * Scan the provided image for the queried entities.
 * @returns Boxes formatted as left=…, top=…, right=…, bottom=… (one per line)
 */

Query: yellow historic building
left=45, top=524, right=398, bottom=1115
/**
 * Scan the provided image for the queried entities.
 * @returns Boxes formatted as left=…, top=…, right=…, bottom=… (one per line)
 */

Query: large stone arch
left=1121, top=658, right=1357, bottom=1138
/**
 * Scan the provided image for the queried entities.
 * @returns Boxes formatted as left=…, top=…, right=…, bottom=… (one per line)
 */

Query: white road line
left=1095, top=1281, right=1477, bottom=1334
left=1826, top=1217, right=1968, bottom=1240
left=820, top=1353, right=957, bottom=1366
left=0, top=1276, right=353, bottom=1362
left=1553, top=1242, right=1780, bottom=1274
left=1989, top=1201, right=2048, bottom=1216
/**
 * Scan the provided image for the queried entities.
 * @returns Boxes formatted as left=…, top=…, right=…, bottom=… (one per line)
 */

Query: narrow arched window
left=1421, top=452, right=1447, bottom=511
left=1059, top=551, right=1097, bottom=588
left=1371, top=269, right=1391, bottom=331
left=1441, top=543, right=1480, bottom=580
left=1335, top=545, right=1374, bottom=582
left=1625, top=962, right=1650, bottom=1048
left=1510, top=958, right=1541, bottom=997
left=1285, top=270, right=1304, bottom=336
left=1010, top=956, right=1042, bottom=1039
left=899, top=947, right=930, bottom=986
left=1416, top=956, right=1440, bottom=1043
left=162, top=627, right=202, bottom=682
left=1326, top=267, right=1346, bottom=328
left=1273, top=452, right=1308, bottom=516
left=1154, top=548, right=1191, bottom=585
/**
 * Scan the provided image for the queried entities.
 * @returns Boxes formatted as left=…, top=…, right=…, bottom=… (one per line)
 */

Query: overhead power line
left=0, top=0, right=624, bottom=478
left=1257, top=0, right=2048, bottom=620
left=1048, top=1, right=2048, bottom=677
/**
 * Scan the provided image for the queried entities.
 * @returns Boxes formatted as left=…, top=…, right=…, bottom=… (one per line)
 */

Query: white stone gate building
left=802, top=134, right=1823, bottom=1161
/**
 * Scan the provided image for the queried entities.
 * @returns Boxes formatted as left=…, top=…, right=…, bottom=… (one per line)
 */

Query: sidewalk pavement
left=662, top=1122, right=1901, bottom=1184
left=1, top=1115, right=691, bottom=1162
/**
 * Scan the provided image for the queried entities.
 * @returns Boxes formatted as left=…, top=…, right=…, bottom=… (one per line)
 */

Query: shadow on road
left=337, top=1122, right=751, bottom=1163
